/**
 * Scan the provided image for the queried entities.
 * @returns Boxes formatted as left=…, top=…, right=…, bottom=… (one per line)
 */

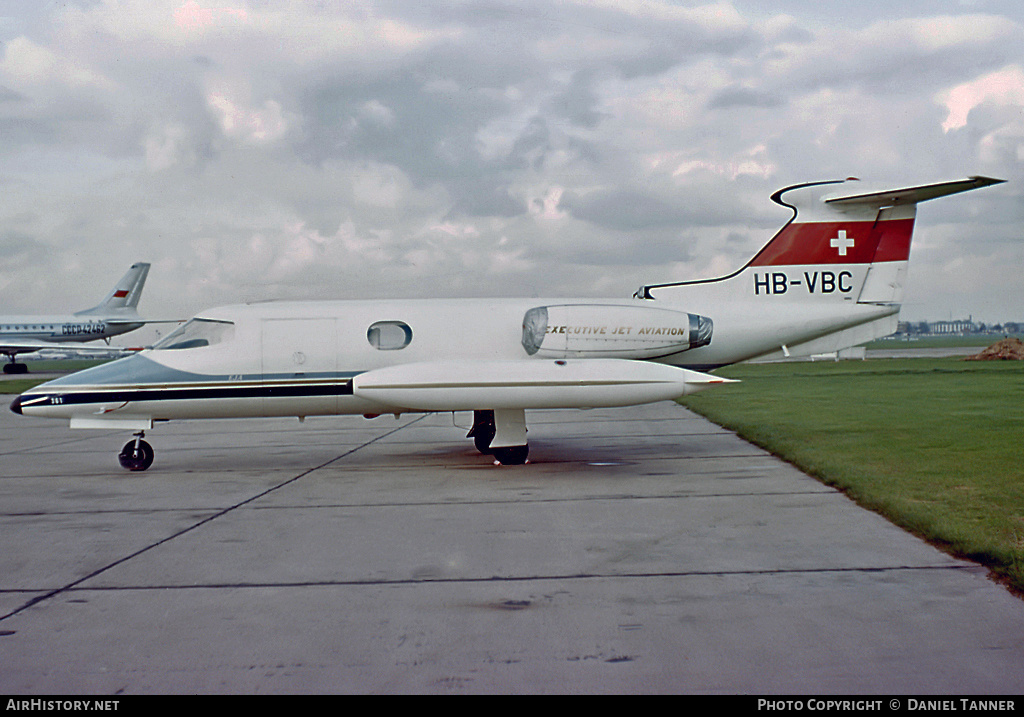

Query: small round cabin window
left=367, top=321, right=413, bottom=350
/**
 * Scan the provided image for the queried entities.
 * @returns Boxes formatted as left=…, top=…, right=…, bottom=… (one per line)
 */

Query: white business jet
left=1, top=263, right=152, bottom=374
left=11, top=176, right=1003, bottom=470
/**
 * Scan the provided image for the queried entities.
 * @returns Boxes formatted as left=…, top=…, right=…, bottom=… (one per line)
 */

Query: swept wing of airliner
left=1, top=263, right=156, bottom=373
left=10, top=176, right=1004, bottom=470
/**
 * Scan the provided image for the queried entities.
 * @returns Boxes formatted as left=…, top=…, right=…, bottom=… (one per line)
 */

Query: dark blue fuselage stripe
left=34, top=381, right=355, bottom=406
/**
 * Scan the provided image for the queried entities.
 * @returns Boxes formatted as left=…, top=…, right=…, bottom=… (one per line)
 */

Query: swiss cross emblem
left=830, top=230, right=854, bottom=256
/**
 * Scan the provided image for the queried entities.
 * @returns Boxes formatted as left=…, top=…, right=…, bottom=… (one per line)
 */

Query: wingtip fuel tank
left=352, top=358, right=734, bottom=412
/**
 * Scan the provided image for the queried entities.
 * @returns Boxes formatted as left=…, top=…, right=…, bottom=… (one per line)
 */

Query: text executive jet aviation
left=11, top=176, right=1003, bottom=469
left=1, top=263, right=154, bottom=374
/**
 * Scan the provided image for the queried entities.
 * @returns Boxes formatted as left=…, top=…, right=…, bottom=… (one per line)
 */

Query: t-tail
left=75, top=262, right=150, bottom=317
left=637, top=176, right=1004, bottom=365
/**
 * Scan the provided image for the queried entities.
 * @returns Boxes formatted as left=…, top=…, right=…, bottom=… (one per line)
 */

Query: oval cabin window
left=367, top=321, right=413, bottom=350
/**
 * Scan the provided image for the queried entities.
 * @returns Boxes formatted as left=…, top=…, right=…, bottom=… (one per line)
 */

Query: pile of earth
left=965, top=337, right=1024, bottom=360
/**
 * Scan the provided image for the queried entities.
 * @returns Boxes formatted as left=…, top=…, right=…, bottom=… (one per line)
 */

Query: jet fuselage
left=10, top=177, right=1004, bottom=468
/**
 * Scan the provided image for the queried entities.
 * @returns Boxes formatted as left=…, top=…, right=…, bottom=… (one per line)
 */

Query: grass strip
left=681, top=357, right=1024, bottom=595
left=0, top=360, right=108, bottom=394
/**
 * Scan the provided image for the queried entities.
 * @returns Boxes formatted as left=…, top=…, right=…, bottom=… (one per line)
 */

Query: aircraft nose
left=10, top=395, right=23, bottom=415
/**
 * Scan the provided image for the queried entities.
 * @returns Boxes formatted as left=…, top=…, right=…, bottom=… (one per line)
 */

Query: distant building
left=929, top=318, right=976, bottom=335
left=893, top=318, right=1021, bottom=337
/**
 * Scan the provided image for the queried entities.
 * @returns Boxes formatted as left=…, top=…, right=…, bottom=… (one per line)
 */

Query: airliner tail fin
left=75, top=263, right=150, bottom=316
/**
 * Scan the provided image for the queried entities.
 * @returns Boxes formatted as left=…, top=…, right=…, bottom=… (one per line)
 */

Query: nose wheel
left=119, top=432, right=154, bottom=471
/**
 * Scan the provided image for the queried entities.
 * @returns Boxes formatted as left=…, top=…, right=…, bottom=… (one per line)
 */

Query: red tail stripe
left=748, top=219, right=914, bottom=267
left=113, top=290, right=130, bottom=298
left=871, top=218, right=916, bottom=263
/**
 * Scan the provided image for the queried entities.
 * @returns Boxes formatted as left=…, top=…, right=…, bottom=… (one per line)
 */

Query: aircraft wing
left=105, top=318, right=184, bottom=325
left=0, top=339, right=138, bottom=357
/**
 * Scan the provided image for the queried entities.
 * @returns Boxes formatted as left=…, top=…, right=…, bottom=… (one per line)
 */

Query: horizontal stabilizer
left=824, top=176, right=1004, bottom=207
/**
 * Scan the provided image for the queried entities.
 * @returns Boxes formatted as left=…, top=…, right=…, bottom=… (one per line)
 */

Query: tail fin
left=639, top=176, right=1003, bottom=305
left=75, top=263, right=151, bottom=316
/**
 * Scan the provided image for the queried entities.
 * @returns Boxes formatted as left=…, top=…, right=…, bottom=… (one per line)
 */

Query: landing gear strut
left=118, top=431, right=154, bottom=471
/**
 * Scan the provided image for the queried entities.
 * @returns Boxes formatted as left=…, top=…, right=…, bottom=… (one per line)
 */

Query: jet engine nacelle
left=521, top=304, right=712, bottom=359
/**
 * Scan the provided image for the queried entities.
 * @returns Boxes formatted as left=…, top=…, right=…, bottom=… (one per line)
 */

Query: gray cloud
left=709, top=85, right=786, bottom=110
left=0, top=1, right=1020, bottom=324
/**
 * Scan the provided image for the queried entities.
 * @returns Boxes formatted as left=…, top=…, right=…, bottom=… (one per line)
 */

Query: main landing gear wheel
left=119, top=433, right=154, bottom=471
left=492, top=444, right=529, bottom=466
left=3, top=362, right=28, bottom=374
left=474, top=428, right=496, bottom=454
left=468, top=410, right=496, bottom=454
left=470, top=409, right=530, bottom=465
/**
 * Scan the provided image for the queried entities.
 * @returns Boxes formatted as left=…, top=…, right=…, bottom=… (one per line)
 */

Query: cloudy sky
left=1, top=0, right=1021, bottom=333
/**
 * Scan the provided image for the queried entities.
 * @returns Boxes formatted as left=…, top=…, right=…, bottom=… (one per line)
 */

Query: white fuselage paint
left=14, top=177, right=1002, bottom=443
left=16, top=294, right=887, bottom=426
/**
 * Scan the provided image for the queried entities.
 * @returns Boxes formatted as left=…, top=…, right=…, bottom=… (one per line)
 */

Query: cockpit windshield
left=153, top=318, right=235, bottom=350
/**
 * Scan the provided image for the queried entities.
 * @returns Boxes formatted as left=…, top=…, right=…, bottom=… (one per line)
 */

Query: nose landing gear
left=118, top=431, right=154, bottom=471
